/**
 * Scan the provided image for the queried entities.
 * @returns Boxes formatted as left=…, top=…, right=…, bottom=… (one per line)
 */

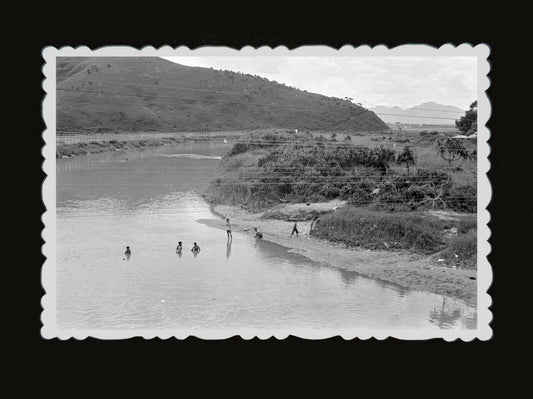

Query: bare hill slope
left=57, top=57, right=388, bottom=133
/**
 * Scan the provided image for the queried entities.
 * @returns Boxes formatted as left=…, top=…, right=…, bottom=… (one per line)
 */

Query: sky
left=163, top=56, right=477, bottom=110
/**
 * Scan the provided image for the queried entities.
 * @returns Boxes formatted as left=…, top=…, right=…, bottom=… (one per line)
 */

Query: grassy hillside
left=56, top=57, right=388, bottom=133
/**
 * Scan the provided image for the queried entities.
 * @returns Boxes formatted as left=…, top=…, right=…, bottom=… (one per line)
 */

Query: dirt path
left=200, top=203, right=477, bottom=306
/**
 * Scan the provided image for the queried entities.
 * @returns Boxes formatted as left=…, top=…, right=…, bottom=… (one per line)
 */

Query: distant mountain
left=56, top=57, right=388, bottom=133
left=370, top=102, right=465, bottom=125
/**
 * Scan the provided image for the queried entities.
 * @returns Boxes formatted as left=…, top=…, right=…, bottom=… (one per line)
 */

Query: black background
left=13, top=9, right=532, bottom=397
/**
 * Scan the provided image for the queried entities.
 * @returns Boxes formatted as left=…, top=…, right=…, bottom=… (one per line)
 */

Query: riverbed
left=56, top=142, right=477, bottom=333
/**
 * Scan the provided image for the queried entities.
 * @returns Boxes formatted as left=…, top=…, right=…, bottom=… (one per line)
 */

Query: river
left=56, top=142, right=477, bottom=334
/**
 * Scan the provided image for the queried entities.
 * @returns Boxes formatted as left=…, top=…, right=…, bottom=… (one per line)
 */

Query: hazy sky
left=163, top=56, right=477, bottom=110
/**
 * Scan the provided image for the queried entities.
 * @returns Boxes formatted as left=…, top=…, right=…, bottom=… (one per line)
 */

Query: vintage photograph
left=41, top=45, right=491, bottom=339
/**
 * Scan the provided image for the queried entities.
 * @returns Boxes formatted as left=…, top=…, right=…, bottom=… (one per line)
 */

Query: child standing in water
left=176, top=241, right=182, bottom=253
left=226, top=218, right=232, bottom=241
left=191, top=242, right=201, bottom=253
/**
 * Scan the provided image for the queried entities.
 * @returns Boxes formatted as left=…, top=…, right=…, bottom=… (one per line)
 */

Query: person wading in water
left=290, top=221, right=299, bottom=237
left=226, top=218, right=233, bottom=242
left=124, top=246, right=131, bottom=260
left=191, top=242, right=201, bottom=255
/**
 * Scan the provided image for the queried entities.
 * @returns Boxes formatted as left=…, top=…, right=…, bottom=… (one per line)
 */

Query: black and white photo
left=41, top=44, right=491, bottom=340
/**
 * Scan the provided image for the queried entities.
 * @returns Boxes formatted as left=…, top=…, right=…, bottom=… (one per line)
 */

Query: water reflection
left=226, top=242, right=232, bottom=258
left=428, top=297, right=477, bottom=329
left=57, top=142, right=233, bottom=206
left=338, top=268, right=360, bottom=285
left=57, top=141, right=233, bottom=174
left=253, top=237, right=322, bottom=266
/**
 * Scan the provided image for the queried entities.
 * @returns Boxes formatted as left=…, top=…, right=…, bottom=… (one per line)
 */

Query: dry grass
left=440, top=229, right=477, bottom=269
left=312, top=206, right=446, bottom=253
left=304, top=130, right=476, bottom=185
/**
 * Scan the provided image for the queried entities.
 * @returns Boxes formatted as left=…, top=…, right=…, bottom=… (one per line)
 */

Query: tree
left=436, top=137, right=470, bottom=167
left=456, top=101, right=477, bottom=135
left=368, top=146, right=396, bottom=175
left=397, top=146, right=416, bottom=175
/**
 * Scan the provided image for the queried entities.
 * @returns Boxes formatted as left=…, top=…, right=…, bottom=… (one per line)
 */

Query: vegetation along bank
left=205, top=129, right=478, bottom=303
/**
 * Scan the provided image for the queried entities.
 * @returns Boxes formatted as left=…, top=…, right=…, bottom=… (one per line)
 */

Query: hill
left=56, top=57, right=388, bottom=133
left=370, top=102, right=465, bottom=125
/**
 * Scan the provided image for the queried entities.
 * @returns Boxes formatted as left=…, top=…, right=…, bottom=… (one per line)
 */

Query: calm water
left=56, top=142, right=477, bottom=332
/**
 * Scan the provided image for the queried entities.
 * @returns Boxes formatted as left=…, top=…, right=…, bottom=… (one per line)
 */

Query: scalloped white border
left=41, top=44, right=492, bottom=341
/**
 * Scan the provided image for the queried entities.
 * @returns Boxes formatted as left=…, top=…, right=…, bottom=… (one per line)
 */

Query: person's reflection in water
left=226, top=241, right=232, bottom=258
left=429, top=297, right=464, bottom=329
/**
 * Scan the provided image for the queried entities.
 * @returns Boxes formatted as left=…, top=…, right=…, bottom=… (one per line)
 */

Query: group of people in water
left=175, top=241, right=201, bottom=256
left=123, top=216, right=320, bottom=260
left=124, top=242, right=201, bottom=259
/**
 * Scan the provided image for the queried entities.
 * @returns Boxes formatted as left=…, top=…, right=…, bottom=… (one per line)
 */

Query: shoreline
left=56, top=134, right=242, bottom=158
left=200, top=203, right=477, bottom=306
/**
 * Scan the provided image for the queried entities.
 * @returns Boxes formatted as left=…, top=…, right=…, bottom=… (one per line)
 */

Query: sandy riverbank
left=199, top=202, right=477, bottom=305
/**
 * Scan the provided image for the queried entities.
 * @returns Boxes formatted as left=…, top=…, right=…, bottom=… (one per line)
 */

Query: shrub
left=207, top=178, right=251, bottom=205
left=448, top=230, right=476, bottom=257
left=396, top=146, right=416, bottom=175
left=347, top=183, right=374, bottom=205
left=458, top=217, right=477, bottom=233
left=446, top=184, right=477, bottom=213
left=436, top=137, right=469, bottom=167
left=228, top=143, right=250, bottom=156
left=312, top=206, right=444, bottom=253
left=212, top=134, right=474, bottom=212
left=441, top=230, right=477, bottom=269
